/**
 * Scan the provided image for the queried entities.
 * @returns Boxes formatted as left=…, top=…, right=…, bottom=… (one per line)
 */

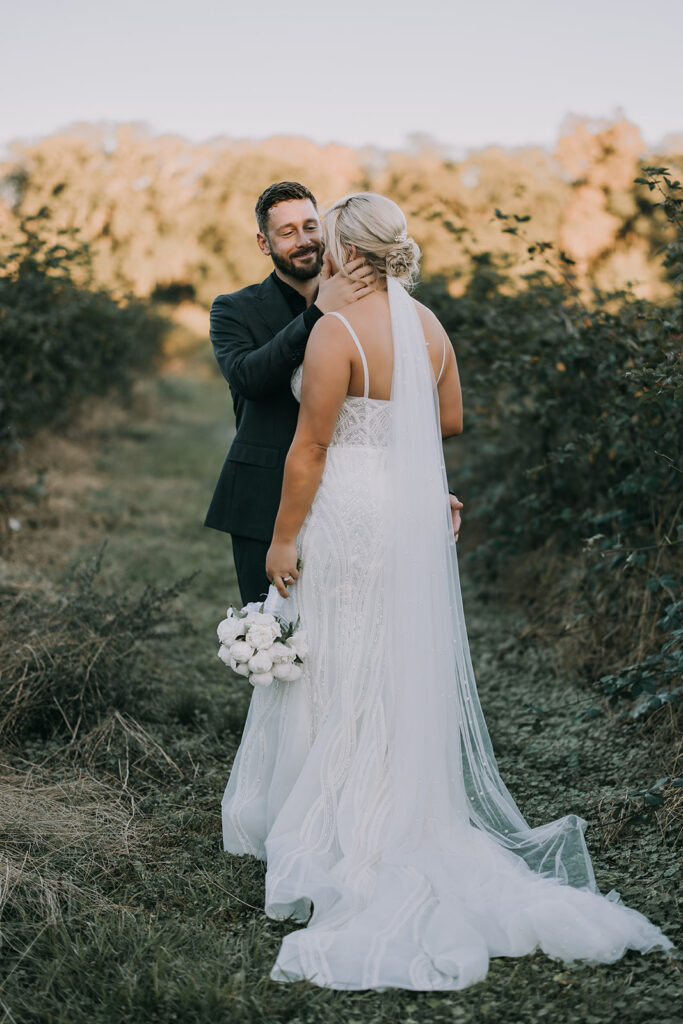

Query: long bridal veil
left=381, top=276, right=599, bottom=887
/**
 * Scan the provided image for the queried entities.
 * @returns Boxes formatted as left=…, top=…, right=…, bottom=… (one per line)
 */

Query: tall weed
left=0, top=546, right=194, bottom=744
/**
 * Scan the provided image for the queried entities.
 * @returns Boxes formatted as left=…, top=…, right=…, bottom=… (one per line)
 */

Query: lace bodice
left=291, top=362, right=391, bottom=448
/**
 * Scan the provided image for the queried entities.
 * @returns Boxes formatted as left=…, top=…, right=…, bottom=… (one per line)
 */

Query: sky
left=1, top=0, right=681, bottom=156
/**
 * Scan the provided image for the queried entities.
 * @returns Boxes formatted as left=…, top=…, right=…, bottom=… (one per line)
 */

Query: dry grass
left=592, top=773, right=683, bottom=852
left=71, top=710, right=182, bottom=785
left=0, top=766, right=143, bottom=925
left=0, top=370, right=198, bottom=942
left=0, top=570, right=163, bottom=747
left=0, top=529, right=194, bottom=747
left=0, top=379, right=159, bottom=568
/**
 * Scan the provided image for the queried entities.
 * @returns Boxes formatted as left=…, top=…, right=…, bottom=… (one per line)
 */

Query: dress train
left=221, top=287, right=674, bottom=990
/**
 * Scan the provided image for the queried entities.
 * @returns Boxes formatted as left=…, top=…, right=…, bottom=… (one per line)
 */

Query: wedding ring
left=283, top=576, right=293, bottom=584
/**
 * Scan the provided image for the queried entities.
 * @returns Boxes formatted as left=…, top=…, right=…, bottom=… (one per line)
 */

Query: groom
left=205, top=180, right=462, bottom=605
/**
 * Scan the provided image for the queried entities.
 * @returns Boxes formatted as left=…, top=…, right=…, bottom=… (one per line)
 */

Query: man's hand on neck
left=314, top=256, right=376, bottom=314
left=273, top=256, right=377, bottom=314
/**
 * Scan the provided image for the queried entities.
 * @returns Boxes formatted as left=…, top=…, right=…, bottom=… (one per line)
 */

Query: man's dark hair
left=255, top=181, right=318, bottom=235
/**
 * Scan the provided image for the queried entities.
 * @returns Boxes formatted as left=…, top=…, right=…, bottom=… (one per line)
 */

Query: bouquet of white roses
left=216, top=600, right=308, bottom=687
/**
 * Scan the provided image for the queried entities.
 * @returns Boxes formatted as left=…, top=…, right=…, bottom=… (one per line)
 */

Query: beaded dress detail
left=221, top=306, right=674, bottom=991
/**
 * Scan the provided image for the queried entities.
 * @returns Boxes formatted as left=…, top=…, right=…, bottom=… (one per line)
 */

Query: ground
left=0, top=350, right=679, bottom=1024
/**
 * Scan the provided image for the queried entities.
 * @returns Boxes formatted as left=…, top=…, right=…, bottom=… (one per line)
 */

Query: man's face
left=257, top=198, right=325, bottom=280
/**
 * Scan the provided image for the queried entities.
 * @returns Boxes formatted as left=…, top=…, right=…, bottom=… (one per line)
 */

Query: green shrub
left=0, top=210, right=168, bottom=462
left=421, top=167, right=682, bottom=718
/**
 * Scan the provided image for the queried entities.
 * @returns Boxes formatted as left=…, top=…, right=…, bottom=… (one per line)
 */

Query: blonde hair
left=323, top=192, right=421, bottom=290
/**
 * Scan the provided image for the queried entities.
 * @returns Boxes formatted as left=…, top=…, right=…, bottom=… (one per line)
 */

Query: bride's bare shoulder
left=412, top=297, right=446, bottom=342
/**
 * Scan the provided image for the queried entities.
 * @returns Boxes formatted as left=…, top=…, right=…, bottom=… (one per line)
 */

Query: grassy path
left=1, top=354, right=679, bottom=1024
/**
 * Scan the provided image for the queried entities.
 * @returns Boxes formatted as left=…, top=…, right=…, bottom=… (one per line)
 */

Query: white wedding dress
left=221, top=279, right=674, bottom=990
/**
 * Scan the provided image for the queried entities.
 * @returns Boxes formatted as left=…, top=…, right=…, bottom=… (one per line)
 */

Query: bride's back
left=320, top=192, right=462, bottom=435
left=334, top=290, right=447, bottom=400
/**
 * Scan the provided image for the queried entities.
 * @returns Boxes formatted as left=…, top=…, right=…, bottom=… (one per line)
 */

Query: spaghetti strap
left=328, top=312, right=369, bottom=398
left=437, top=330, right=447, bottom=384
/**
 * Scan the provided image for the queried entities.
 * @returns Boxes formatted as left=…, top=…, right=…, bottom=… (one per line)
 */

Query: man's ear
left=257, top=231, right=271, bottom=256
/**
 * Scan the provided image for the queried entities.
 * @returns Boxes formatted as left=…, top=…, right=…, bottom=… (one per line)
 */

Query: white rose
left=230, top=640, right=255, bottom=663
left=230, top=658, right=250, bottom=677
left=217, top=644, right=232, bottom=666
left=269, top=641, right=296, bottom=664
left=217, top=617, right=244, bottom=645
left=249, top=670, right=273, bottom=687
left=250, top=612, right=283, bottom=639
left=246, top=623, right=276, bottom=650
left=251, top=611, right=275, bottom=626
left=271, top=662, right=294, bottom=680
left=248, top=650, right=273, bottom=674
left=287, top=629, right=309, bottom=660
left=272, top=662, right=304, bottom=681
left=241, top=601, right=265, bottom=615
left=244, top=607, right=277, bottom=625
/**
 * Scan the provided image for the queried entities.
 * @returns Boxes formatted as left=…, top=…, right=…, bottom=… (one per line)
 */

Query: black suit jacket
left=204, top=274, right=314, bottom=542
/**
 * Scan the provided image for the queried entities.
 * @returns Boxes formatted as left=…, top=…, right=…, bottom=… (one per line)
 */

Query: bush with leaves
left=420, top=167, right=682, bottom=723
left=0, top=210, right=167, bottom=463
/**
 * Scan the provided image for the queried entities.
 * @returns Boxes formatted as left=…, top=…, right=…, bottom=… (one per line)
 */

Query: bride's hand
left=449, top=494, right=463, bottom=542
left=266, top=540, right=300, bottom=598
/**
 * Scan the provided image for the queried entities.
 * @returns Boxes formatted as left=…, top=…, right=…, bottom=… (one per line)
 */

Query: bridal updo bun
left=323, top=193, right=421, bottom=289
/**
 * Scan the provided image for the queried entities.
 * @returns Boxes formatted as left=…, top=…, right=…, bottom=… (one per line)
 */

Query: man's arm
left=210, top=295, right=314, bottom=401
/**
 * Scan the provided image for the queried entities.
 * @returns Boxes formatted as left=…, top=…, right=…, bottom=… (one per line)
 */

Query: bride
left=220, top=192, right=674, bottom=990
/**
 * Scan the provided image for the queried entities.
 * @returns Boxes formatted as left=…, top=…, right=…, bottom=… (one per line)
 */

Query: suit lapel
left=253, top=274, right=295, bottom=337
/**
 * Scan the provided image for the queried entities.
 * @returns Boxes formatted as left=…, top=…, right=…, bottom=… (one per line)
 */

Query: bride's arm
left=266, top=318, right=352, bottom=597
left=436, top=329, right=463, bottom=438
left=414, top=301, right=463, bottom=437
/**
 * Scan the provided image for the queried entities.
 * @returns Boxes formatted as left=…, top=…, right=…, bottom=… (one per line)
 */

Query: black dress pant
left=230, top=534, right=271, bottom=607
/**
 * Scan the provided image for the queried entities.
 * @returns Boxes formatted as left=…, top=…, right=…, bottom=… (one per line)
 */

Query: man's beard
left=270, top=242, right=324, bottom=281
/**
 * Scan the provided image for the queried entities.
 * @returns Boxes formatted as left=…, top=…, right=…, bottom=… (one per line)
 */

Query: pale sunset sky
left=1, top=0, right=681, bottom=155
